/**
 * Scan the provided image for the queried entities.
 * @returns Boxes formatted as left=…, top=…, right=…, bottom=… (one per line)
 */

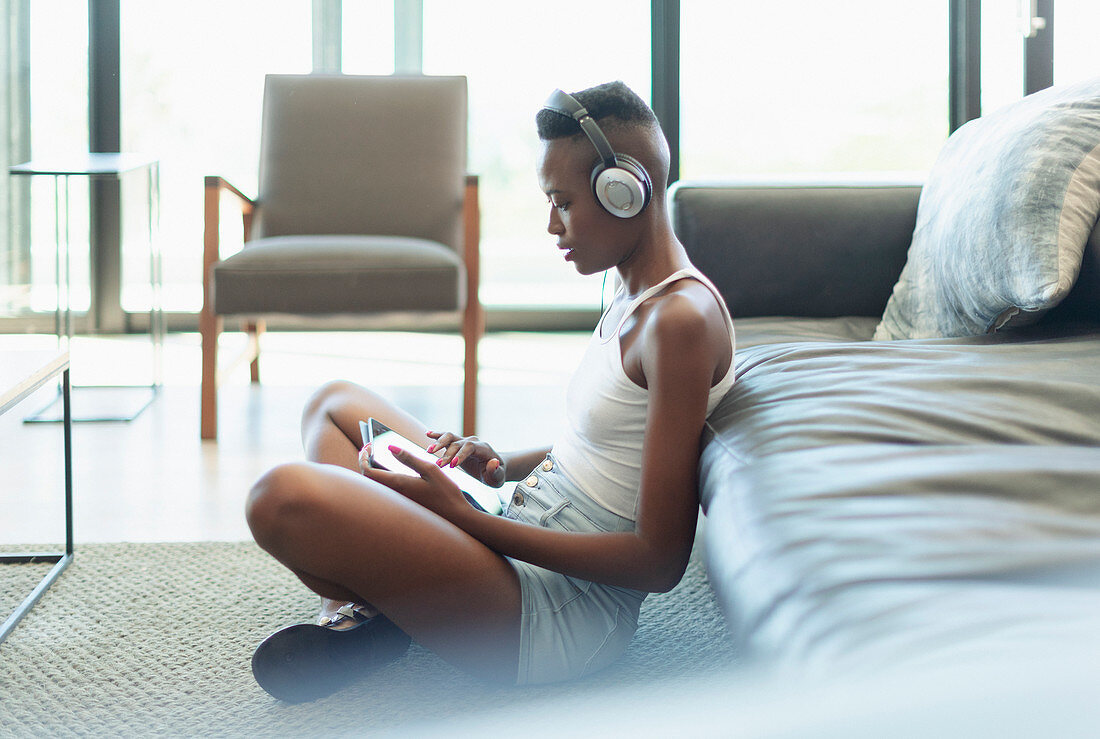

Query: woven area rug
left=0, top=541, right=738, bottom=737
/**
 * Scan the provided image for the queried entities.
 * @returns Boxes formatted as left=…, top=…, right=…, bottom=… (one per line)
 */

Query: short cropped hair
left=536, top=81, right=659, bottom=141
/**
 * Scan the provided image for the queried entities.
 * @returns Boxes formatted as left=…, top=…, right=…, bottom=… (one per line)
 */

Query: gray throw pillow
left=874, top=77, right=1100, bottom=341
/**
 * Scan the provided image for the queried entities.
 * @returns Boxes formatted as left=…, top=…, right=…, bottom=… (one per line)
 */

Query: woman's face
left=536, top=138, right=640, bottom=276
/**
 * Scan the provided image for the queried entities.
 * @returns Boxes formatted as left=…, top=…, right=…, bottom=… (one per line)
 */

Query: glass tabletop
left=9, top=153, right=158, bottom=177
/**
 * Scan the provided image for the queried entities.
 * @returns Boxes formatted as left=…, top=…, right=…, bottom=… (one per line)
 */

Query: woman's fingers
left=450, top=441, right=479, bottom=468
left=362, top=445, right=446, bottom=496
left=390, top=445, right=444, bottom=480
left=360, top=458, right=407, bottom=490
left=424, top=431, right=503, bottom=482
left=484, top=458, right=506, bottom=486
left=425, top=430, right=458, bottom=454
left=431, top=433, right=475, bottom=466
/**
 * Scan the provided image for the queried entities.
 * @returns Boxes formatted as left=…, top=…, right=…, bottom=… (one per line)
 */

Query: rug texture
left=0, top=541, right=738, bottom=737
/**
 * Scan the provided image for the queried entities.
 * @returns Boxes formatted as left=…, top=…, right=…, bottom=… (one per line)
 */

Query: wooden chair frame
left=199, top=175, right=482, bottom=441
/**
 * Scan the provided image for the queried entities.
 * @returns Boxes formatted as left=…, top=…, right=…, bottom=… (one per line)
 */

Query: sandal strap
left=319, top=603, right=375, bottom=627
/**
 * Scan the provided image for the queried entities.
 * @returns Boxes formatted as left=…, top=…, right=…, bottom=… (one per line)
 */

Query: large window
left=1055, top=0, right=1100, bottom=85
left=120, top=1, right=314, bottom=313
left=29, top=3, right=87, bottom=159
left=3, top=1, right=1089, bottom=329
left=422, top=0, right=650, bottom=309
left=13, top=2, right=89, bottom=317
left=981, top=0, right=1027, bottom=114
left=680, top=1, right=949, bottom=179
left=343, top=1, right=395, bottom=75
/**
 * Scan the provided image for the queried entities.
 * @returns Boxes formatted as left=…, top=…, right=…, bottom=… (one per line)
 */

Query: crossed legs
left=246, top=380, right=521, bottom=683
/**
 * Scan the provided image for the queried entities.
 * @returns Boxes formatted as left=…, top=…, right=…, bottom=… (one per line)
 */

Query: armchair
left=200, top=74, right=481, bottom=440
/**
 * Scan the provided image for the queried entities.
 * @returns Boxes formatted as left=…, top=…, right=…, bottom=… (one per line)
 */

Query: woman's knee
left=245, top=462, right=322, bottom=541
left=302, top=379, right=361, bottom=427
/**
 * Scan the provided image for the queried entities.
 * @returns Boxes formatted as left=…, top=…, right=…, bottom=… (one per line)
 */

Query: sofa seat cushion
left=212, top=234, right=464, bottom=316
left=734, top=316, right=879, bottom=348
left=705, top=327, right=1100, bottom=470
left=701, top=442, right=1100, bottom=673
left=700, top=328, right=1100, bottom=671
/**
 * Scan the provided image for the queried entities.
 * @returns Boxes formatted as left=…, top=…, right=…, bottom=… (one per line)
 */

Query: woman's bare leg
left=247, top=462, right=521, bottom=682
left=299, top=379, right=443, bottom=620
left=301, top=379, right=433, bottom=471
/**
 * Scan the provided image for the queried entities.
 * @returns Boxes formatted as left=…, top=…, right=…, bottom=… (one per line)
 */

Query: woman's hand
left=361, top=444, right=473, bottom=522
left=358, top=443, right=373, bottom=476
left=425, top=431, right=507, bottom=488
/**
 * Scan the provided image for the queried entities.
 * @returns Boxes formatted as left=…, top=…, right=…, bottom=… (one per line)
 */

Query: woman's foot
left=251, top=608, right=411, bottom=703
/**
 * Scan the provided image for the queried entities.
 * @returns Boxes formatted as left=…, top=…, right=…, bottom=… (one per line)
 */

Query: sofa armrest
left=669, top=179, right=922, bottom=318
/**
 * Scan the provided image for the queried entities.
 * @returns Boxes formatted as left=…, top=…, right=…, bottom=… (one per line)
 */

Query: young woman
left=246, top=81, right=736, bottom=702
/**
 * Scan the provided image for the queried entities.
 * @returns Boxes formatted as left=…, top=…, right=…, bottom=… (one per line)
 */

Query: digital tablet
left=360, top=418, right=504, bottom=516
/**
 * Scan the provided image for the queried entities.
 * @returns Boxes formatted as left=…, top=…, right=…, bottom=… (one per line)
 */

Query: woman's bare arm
left=498, top=448, right=554, bottom=481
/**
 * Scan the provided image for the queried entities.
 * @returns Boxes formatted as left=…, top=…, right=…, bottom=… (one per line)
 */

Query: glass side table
left=9, top=154, right=164, bottom=422
left=0, top=350, right=73, bottom=643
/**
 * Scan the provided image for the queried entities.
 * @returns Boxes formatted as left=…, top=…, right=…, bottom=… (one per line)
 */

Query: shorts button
left=525, top=475, right=538, bottom=487
left=512, top=491, right=525, bottom=506
left=541, top=459, right=553, bottom=472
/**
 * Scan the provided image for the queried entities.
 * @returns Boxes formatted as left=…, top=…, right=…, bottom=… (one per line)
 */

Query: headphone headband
left=541, top=89, right=618, bottom=170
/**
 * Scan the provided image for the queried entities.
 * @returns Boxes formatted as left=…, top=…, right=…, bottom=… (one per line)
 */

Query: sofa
left=672, top=76, right=1100, bottom=682
left=404, top=81, right=1100, bottom=737
left=411, top=142, right=1100, bottom=739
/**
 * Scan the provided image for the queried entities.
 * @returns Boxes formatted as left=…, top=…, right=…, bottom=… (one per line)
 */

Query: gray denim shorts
left=502, top=454, right=647, bottom=685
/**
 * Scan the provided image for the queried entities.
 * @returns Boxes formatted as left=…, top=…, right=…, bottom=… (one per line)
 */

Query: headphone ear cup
left=590, top=154, right=652, bottom=219
left=615, top=154, right=653, bottom=211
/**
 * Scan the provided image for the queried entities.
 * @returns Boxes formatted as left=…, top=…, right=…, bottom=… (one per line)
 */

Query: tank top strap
left=603, top=268, right=700, bottom=341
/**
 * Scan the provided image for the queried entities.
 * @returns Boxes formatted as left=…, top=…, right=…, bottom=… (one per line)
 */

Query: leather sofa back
left=670, top=180, right=1100, bottom=326
left=669, top=181, right=922, bottom=318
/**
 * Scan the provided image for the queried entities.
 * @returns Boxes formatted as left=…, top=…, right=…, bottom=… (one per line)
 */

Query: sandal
left=251, top=605, right=411, bottom=703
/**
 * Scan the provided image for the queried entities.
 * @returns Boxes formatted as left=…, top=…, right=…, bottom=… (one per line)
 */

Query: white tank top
left=550, top=267, right=737, bottom=520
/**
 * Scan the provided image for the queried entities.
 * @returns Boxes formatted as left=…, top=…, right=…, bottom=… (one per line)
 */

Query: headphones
left=541, top=89, right=652, bottom=219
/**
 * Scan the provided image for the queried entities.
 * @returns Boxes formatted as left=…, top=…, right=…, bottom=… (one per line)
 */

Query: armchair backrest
left=253, top=74, right=468, bottom=251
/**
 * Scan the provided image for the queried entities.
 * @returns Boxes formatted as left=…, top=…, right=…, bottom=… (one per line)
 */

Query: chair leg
left=462, top=302, right=482, bottom=438
left=200, top=309, right=222, bottom=440
left=246, top=319, right=264, bottom=383
left=462, top=174, right=482, bottom=437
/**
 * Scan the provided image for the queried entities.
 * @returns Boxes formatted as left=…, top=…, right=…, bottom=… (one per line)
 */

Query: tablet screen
left=360, top=418, right=504, bottom=516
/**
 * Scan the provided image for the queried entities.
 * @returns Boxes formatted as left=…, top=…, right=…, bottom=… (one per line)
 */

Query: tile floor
left=2, top=330, right=587, bottom=545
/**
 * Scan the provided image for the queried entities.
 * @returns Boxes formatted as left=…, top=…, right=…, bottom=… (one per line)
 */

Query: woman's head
left=535, top=82, right=671, bottom=275
left=535, top=81, right=670, bottom=203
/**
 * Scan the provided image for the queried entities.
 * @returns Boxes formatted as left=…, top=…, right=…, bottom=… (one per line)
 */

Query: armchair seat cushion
left=212, top=234, right=464, bottom=315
